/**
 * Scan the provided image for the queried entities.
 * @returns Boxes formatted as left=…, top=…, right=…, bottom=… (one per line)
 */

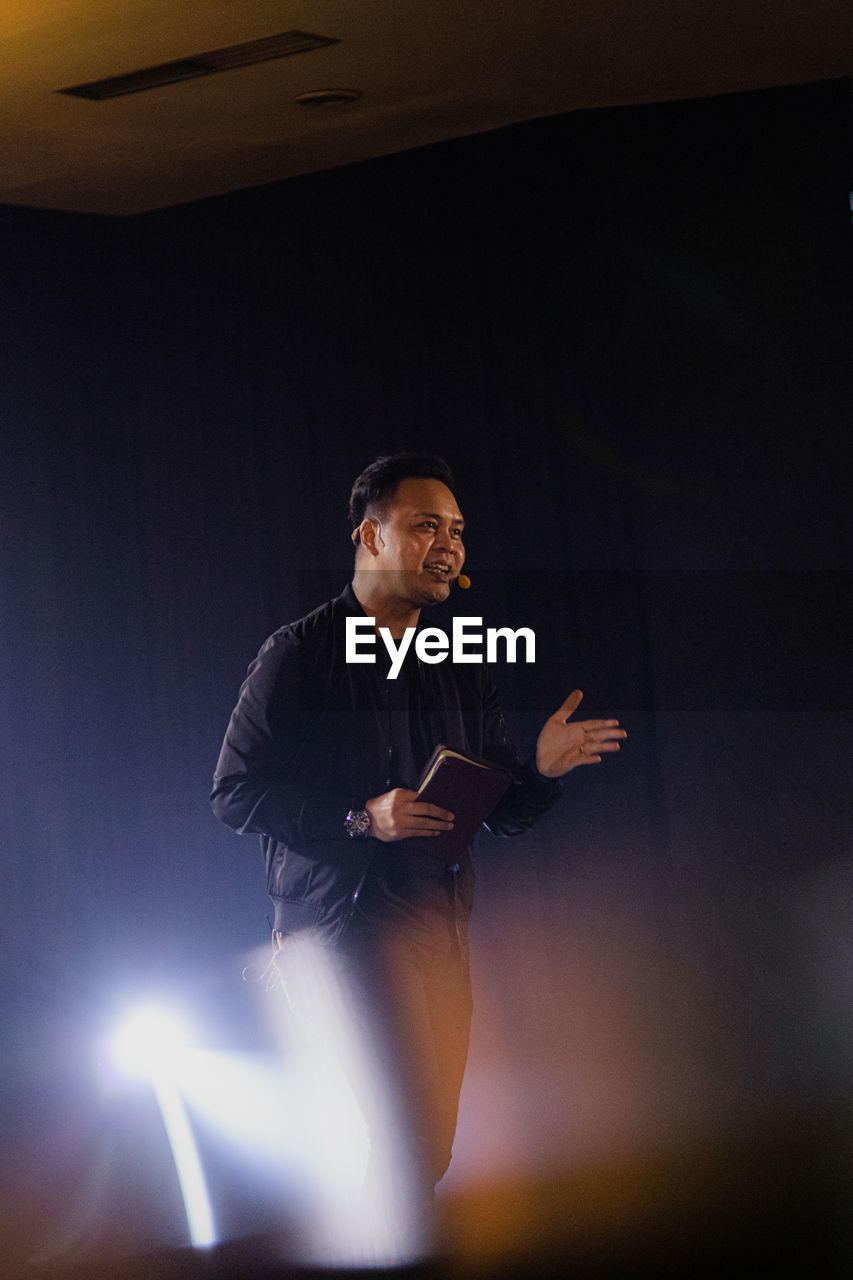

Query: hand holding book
left=406, top=744, right=514, bottom=861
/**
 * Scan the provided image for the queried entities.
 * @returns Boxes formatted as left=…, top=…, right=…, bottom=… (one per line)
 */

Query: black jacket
left=211, top=585, right=561, bottom=941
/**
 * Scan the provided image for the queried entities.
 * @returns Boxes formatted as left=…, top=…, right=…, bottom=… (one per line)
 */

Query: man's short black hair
left=349, top=453, right=455, bottom=543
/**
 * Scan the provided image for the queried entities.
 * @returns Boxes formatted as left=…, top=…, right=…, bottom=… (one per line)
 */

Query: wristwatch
left=345, top=808, right=371, bottom=839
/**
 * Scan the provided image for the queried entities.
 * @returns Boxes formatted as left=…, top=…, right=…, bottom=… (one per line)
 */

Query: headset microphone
left=457, top=574, right=471, bottom=590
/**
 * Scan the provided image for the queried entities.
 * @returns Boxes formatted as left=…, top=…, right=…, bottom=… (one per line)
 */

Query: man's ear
left=357, top=518, right=382, bottom=557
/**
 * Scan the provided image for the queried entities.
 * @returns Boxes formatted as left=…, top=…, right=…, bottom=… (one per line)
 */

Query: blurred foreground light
left=109, top=1003, right=215, bottom=1248
left=255, top=935, right=429, bottom=1266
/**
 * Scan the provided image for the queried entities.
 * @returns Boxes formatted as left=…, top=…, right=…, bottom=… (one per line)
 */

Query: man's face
left=366, top=476, right=466, bottom=607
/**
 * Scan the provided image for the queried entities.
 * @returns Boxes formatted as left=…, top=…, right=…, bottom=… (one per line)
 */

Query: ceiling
left=0, top=0, right=851, bottom=216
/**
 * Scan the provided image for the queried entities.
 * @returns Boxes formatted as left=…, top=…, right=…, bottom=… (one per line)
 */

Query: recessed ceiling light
left=294, top=89, right=361, bottom=107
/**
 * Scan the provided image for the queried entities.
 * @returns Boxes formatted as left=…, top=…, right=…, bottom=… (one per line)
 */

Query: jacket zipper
left=346, top=668, right=392, bottom=918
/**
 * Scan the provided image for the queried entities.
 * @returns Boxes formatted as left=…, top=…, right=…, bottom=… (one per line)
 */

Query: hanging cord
left=240, top=928, right=288, bottom=995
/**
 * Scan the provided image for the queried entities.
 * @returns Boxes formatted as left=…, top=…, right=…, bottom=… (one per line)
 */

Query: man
left=211, top=453, right=625, bottom=1252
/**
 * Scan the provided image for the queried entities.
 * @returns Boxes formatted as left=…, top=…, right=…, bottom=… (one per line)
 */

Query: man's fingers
left=555, top=689, right=583, bottom=721
left=397, top=803, right=455, bottom=837
left=580, top=718, right=623, bottom=731
left=399, top=815, right=454, bottom=837
left=409, top=802, right=454, bottom=823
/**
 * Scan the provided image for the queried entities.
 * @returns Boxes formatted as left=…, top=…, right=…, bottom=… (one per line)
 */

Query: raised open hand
left=535, top=689, right=626, bottom=778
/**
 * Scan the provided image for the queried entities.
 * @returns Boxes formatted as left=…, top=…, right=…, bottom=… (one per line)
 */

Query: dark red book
left=409, top=744, right=514, bottom=861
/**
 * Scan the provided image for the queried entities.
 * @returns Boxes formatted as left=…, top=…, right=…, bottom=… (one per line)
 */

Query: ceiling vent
left=58, top=30, right=339, bottom=101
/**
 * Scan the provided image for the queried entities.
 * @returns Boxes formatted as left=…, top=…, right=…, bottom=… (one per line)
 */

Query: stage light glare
left=111, top=1005, right=190, bottom=1079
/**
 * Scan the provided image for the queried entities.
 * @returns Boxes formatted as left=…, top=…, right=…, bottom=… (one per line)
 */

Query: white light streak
left=109, top=1004, right=216, bottom=1249
left=150, top=1067, right=216, bottom=1248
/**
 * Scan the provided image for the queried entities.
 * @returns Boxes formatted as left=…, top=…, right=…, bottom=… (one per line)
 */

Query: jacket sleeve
left=478, top=674, right=563, bottom=837
left=210, top=628, right=362, bottom=848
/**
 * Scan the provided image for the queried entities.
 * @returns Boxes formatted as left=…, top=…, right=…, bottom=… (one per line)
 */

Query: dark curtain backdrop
left=1, top=80, right=851, bottom=1271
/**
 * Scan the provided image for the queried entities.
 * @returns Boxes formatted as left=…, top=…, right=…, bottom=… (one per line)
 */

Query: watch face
left=346, top=809, right=370, bottom=838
